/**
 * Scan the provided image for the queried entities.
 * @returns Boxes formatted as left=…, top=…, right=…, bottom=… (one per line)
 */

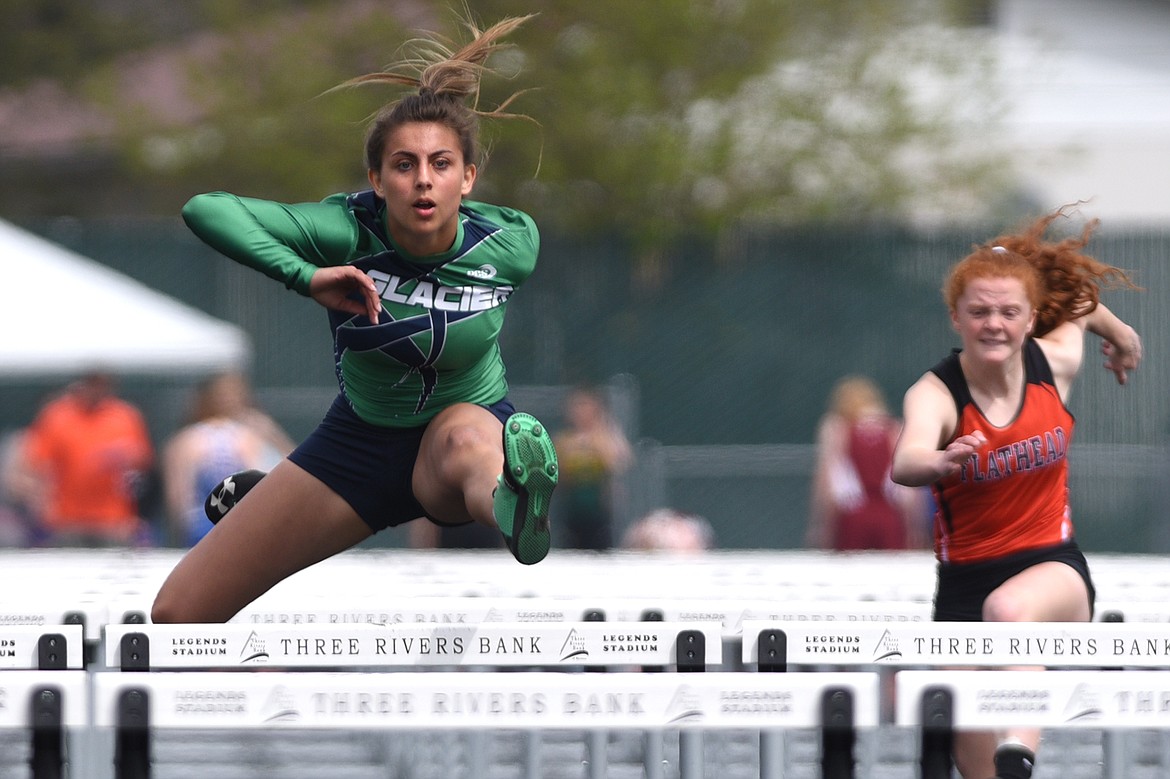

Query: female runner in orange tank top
left=892, top=207, right=1142, bottom=779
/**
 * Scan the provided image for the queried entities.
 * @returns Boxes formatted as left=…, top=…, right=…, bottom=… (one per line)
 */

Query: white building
left=996, top=0, right=1170, bottom=225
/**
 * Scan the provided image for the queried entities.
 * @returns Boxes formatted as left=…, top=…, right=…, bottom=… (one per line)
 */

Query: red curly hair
left=943, top=206, right=1138, bottom=337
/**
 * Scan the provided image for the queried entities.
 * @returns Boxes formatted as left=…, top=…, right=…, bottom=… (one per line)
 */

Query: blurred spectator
left=20, top=371, right=154, bottom=547
left=161, top=372, right=293, bottom=547
left=621, top=508, right=714, bottom=553
left=554, top=387, right=634, bottom=550
left=806, top=375, right=928, bottom=551
left=228, top=377, right=297, bottom=467
left=0, top=429, right=37, bottom=546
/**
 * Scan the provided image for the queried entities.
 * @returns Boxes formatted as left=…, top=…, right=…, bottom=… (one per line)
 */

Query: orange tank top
left=929, top=340, right=1075, bottom=563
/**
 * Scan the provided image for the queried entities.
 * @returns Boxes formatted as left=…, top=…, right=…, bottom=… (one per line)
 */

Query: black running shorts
left=933, top=540, right=1096, bottom=622
left=288, top=394, right=514, bottom=532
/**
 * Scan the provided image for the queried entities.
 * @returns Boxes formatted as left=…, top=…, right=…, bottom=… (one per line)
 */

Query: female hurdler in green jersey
left=152, top=14, right=558, bottom=624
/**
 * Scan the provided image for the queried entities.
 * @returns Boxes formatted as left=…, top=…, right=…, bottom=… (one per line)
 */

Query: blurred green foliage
left=1, top=0, right=1013, bottom=257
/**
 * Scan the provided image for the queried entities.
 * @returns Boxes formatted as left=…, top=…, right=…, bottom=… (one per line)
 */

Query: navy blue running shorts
left=933, top=540, right=1095, bottom=622
left=288, top=394, right=515, bottom=533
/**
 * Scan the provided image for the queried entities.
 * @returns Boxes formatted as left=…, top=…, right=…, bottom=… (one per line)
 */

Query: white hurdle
left=9, top=548, right=1170, bottom=776
left=91, top=670, right=880, bottom=731
left=0, top=625, right=84, bottom=671
left=90, top=670, right=880, bottom=779
left=0, top=624, right=87, bottom=779
left=896, top=669, right=1170, bottom=730
left=220, top=596, right=933, bottom=638
left=102, top=621, right=723, bottom=670
left=742, top=620, right=1170, bottom=779
left=897, top=669, right=1170, bottom=779
left=92, top=620, right=880, bottom=779
left=0, top=671, right=89, bottom=778
left=741, top=620, right=1170, bottom=669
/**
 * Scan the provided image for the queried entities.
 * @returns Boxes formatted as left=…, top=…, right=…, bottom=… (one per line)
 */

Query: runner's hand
left=308, top=266, right=381, bottom=322
left=1102, top=332, right=1141, bottom=385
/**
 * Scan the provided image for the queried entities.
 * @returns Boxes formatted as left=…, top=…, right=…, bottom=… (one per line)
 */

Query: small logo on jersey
left=468, top=264, right=497, bottom=279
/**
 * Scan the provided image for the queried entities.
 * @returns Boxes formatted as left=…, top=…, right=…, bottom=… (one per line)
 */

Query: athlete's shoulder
left=326, top=191, right=358, bottom=207
left=461, top=200, right=539, bottom=244
left=458, top=201, right=539, bottom=282
left=340, top=190, right=375, bottom=218
left=928, top=348, right=962, bottom=381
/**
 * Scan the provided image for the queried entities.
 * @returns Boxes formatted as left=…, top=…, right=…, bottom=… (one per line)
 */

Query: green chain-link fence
left=4, top=217, right=1167, bottom=551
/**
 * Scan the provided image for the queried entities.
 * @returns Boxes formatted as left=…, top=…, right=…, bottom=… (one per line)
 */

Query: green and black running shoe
left=494, top=412, right=558, bottom=565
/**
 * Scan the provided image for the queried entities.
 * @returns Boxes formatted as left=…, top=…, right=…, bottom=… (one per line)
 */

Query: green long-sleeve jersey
left=182, top=189, right=539, bottom=427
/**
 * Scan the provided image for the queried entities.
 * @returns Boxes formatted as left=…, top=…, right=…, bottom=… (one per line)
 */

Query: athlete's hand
left=1102, top=329, right=1142, bottom=385
left=308, top=266, right=381, bottom=322
left=937, top=430, right=986, bottom=477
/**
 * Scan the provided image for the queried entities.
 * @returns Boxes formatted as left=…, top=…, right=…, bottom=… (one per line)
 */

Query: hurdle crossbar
left=0, top=625, right=84, bottom=670
left=743, top=620, right=1170, bottom=668
left=103, top=621, right=722, bottom=670
left=93, top=670, right=878, bottom=779
left=92, top=670, right=880, bottom=730
left=217, top=596, right=931, bottom=637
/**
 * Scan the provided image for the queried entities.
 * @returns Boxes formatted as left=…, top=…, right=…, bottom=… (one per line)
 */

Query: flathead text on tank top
left=957, top=426, right=1068, bottom=483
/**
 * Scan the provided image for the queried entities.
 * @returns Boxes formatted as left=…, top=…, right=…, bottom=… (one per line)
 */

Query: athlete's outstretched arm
left=891, top=373, right=984, bottom=488
left=183, top=192, right=380, bottom=322
left=183, top=192, right=352, bottom=292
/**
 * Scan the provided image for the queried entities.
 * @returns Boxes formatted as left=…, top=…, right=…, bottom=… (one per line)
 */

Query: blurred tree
left=0, top=0, right=341, bottom=86
left=1, top=0, right=1016, bottom=262
left=1, top=0, right=142, bottom=86
left=94, top=2, right=417, bottom=200
left=472, top=0, right=1015, bottom=260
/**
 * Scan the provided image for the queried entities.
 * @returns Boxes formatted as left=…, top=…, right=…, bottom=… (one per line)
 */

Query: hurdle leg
left=679, top=730, right=703, bottom=779
left=759, top=729, right=785, bottom=778
left=29, top=688, right=63, bottom=779
left=643, top=729, right=665, bottom=779
left=72, top=727, right=111, bottom=779
left=919, top=685, right=954, bottom=779
left=468, top=730, right=488, bottom=771
left=821, top=688, right=857, bottom=779
left=1102, top=730, right=1127, bottom=779
left=524, top=730, right=542, bottom=779
left=586, top=730, right=607, bottom=779
left=113, top=688, right=150, bottom=779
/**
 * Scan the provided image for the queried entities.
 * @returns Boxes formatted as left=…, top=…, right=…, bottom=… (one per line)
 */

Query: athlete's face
left=368, top=121, right=476, bottom=257
left=950, top=275, right=1036, bottom=365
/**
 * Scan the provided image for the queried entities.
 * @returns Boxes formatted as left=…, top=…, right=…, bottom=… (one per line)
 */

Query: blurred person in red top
left=20, top=370, right=154, bottom=547
left=806, top=375, right=928, bottom=551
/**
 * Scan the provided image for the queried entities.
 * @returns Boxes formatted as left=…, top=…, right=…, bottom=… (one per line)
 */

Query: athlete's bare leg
left=151, top=459, right=372, bottom=623
left=952, top=562, right=1090, bottom=778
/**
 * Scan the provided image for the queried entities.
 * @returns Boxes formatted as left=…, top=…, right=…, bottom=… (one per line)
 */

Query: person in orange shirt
left=21, top=371, right=154, bottom=547
left=892, top=208, right=1142, bottom=779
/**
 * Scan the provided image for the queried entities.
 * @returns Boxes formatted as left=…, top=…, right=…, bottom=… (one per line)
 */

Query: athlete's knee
left=150, top=588, right=185, bottom=624
left=952, top=751, right=990, bottom=779
left=434, top=421, right=499, bottom=471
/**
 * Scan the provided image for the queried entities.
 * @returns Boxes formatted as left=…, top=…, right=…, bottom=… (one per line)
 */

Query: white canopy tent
left=0, top=218, right=250, bottom=378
